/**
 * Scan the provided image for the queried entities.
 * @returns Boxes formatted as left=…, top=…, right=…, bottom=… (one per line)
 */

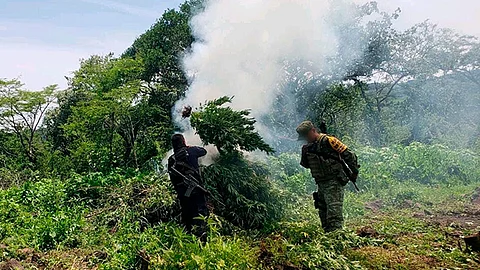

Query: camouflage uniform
left=297, top=121, right=358, bottom=232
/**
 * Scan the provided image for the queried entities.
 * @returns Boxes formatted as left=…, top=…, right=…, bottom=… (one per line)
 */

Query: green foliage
left=309, top=83, right=367, bottom=139
left=61, top=56, right=147, bottom=171
left=1, top=143, right=479, bottom=268
left=2, top=1, right=480, bottom=268
left=188, top=96, right=280, bottom=229
left=46, top=55, right=173, bottom=173
left=0, top=131, right=37, bottom=188
left=260, top=222, right=371, bottom=269
left=102, top=222, right=259, bottom=270
left=203, top=152, right=283, bottom=229
left=0, top=78, right=56, bottom=166
left=358, top=143, right=479, bottom=188
left=123, top=0, right=202, bottom=90
left=191, top=96, right=274, bottom=154
left=268, top=153, right=316, bottom=196
left=0, top=178, right=85, bottom=251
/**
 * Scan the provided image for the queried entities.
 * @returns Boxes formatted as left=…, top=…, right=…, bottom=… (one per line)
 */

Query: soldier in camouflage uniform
left=296, top=121, right=359, bottom=232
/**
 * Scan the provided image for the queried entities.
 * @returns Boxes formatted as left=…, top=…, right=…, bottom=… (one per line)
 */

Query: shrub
left=203, top=152, right=284, bottom=229
left=102, top=222, right=259, bottom=270
left=268, top=153, right=316, bottom=196
left=357, top=143, right=480, bottom=187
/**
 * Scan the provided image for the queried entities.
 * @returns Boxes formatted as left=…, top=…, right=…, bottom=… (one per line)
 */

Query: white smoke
left=173, top=0, right=370, bottom=157
left=178, top=0, right=356, bottom=116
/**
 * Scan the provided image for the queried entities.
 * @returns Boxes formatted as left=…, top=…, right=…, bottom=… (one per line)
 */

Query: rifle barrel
left=170, top=166, right=209, bottom=195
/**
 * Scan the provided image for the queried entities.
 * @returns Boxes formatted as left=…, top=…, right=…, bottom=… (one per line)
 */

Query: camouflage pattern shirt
left=300, top=134, right=358, bottom=183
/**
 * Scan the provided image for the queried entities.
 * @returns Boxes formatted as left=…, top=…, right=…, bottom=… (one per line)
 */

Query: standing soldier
left=168, top=134, right=209, bottom=242
left=296, top=121, right=359, bottom=232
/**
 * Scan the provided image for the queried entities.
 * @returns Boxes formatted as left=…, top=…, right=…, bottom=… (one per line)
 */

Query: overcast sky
left=1, top=0, right=479, bottom=90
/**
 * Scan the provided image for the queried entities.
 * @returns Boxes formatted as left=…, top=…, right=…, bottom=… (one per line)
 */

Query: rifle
left=169, top=166, right=209, bottom=197
left=337, top=154, right=360, bottom=192
left=308, top=143, right=360, bottom=192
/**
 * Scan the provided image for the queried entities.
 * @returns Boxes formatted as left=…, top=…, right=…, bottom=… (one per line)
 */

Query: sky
left=0, top=0, right=184, bottom=89
left=0, top=0, right=479, bottom=90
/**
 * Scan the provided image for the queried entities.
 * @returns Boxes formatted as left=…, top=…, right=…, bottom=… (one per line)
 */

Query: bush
left=260, top=222, right=372, bottom=269
left=203, top=152, right=284, bottom=229
left=0, top=171, right=180, bottom=253
left=0, top=178, right=86, bottom=251
left=268, top=153, right=316, bottom=196
left=65, top=170, right=180, bottom=229
left=102, top=222, right=259, bottom=270
left=357, top=143, right=479, bottom=188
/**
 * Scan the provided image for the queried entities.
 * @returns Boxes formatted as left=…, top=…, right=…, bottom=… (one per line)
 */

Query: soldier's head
left=296, top=121, right=318, bottom=143
left=171, top=134, right=186, bottom=151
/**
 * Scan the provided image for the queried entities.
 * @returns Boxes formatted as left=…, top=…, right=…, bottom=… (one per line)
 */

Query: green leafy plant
left=190, top=96, right=274, bottom=155
left=203, top=152, right=284, bottom=229
left=188, top=97, right=281, bottom=229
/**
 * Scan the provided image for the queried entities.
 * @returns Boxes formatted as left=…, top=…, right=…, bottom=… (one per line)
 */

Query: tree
left=122, top=2, right=205, bottom=148
left=0, top=79, right=56, bottom=165
left=46, top=55, right=172, bottom=172
left=262, top=1, right=399, bottom=149
left=285, top=17, right=480, bottom=147
left=123, top=0, right=203, bottom=91
left=308, top=83, right=366, bottom=140
left=362, top=21, right=480, bottom=145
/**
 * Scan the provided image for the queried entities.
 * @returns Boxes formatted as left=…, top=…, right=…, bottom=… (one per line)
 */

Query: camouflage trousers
left=315, top=178, right=345, bottom=232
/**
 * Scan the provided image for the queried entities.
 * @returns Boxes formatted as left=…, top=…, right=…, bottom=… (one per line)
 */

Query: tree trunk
left=358, top=83, right=386, bottom=146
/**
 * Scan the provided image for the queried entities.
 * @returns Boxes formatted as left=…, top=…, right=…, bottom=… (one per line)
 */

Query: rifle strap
left=171, top=155, right=201, bottom=184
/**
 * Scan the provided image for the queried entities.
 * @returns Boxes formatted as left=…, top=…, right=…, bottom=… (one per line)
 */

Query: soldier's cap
left=296, top=121, right=315, bottom=140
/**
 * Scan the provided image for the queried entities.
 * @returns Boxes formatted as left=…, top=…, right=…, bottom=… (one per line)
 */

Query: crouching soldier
left=296, top=121, right=359, bottom=232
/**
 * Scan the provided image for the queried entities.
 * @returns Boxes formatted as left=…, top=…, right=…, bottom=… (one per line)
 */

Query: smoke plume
left=174, top=0, right=368, bottom=150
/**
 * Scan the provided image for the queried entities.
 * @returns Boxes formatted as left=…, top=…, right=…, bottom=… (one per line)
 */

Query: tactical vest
left=304, top=134, right=346, bottom=182
left=170, top=147, right=201, bottom=186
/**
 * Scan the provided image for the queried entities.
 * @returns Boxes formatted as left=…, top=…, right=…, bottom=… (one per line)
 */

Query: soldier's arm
left=167, top=156, right=174, bottom=169
left=189, top=146, right=207, bottom=158
left=300, top=145, right=310, bottom=168
left=326, top=136, right=359, bottom=175
left=167, top=156, right=175, bottom=177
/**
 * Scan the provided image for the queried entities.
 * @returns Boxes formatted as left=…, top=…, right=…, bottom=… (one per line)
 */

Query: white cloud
left=79, top=0, right=161, bottom=18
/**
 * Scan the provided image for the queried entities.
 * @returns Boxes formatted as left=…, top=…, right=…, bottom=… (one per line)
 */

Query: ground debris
left=357, top=226, right=379, bottom=238
left=258, top=239, right=303, bottom=270
left=365, top=200, right=383, bottom=212
left=274, top=264, right=302, bottom=270
left=92, top=250, right=108, bottom=260
left=0, top=259, right=24, bottom=270
left=137, top=249, right=150, bottom=270
left=472, top=187, right=480, bottom=205
left=401, top=200, right=422, bottom=209
left=464, top=232, right=480, bottom=252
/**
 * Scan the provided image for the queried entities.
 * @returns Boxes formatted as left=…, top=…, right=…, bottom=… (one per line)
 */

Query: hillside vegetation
left=1, top=0, right=479, bottom=269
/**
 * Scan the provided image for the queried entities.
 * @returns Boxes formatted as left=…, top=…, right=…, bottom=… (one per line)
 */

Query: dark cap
left=296, top=121, right=315, bottom=140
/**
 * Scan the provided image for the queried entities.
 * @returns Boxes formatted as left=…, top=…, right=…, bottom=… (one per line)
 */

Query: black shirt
left=168, top=146, right=207, bottom=191
left=168, top=146, right=207, bottom=174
